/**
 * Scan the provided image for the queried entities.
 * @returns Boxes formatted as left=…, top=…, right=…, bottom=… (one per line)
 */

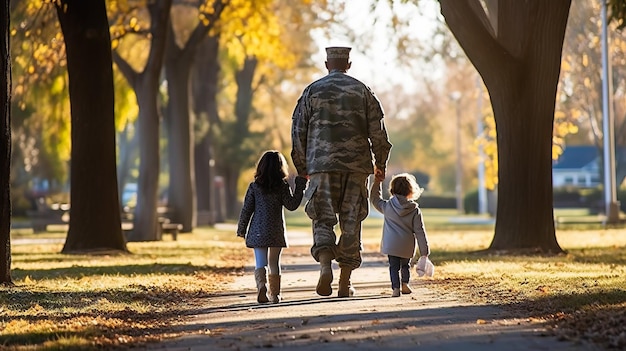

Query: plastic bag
left=415, top=256, right=435, bottom=277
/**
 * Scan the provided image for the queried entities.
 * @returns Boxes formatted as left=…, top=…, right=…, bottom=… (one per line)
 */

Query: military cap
left=326, top=46, right=351, bottom=60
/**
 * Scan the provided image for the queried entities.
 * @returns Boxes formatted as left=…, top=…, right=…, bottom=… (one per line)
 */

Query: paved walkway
left=139, top=229, right=600, bottom=351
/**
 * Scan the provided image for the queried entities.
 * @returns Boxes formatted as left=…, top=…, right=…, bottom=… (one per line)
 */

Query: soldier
left=291, top=46, right=392, bottom=297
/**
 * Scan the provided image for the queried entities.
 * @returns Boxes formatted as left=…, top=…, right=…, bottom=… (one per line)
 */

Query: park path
left=139, top=228, right=600, bottom=351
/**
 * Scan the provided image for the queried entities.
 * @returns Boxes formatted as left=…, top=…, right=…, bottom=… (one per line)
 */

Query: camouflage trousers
left=304, top=172, right=369, bottom=270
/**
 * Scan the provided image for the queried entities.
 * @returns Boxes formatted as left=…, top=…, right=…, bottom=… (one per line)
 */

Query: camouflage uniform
left=291, top=69, right=392, bottom=270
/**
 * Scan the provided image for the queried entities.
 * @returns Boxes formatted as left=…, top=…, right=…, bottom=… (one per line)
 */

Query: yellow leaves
left=561, top=58, right=571, bottom=72
left=582, top=53, right=588, bottom=67
left=129, top=17, right=140, bottom=31
left=50, top=76, right=66, bottom=95
left=27, top=303, right=45, bottom=314
left=620, top=39, right=626, bottom=53
left=553, top=108, right=579, bottom=160
left=552, top=144, right=564, bottom=160
left=199, top=14, right=211, bottom=27
left=589, top=35, right=600, bottom=49
left=14, top=84, right=24, bottom=96
left=220, top=0, right=294, bottom=69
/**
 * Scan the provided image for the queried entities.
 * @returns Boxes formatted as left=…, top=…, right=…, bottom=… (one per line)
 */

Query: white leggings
left=254, top=247, right=282, bottom=275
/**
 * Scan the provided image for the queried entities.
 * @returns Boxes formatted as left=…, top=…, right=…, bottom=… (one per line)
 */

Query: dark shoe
left=316, top=265, right=333, bottom=296
left=337, top=267, right=356, bottom=297
left=316, top=250, right=334, bottom=296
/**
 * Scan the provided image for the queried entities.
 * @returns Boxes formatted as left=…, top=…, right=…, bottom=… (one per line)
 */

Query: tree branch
left=112, top=50, right=137, bottom=88
left=144, top=0, right=172, bottom=76
left=110, top=29, right=151, bottom=42
left=439, top=0, right=516, bottom=79
left=183, top=0, right=229, bottom=54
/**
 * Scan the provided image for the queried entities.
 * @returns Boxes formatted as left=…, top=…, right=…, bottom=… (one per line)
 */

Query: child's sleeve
left=413, top=207, right=430, bottom=257
left=369, top=179, right=386, bottom=213
left=282, top=177, right=307, bottom=211
left=236, top=184, right=255, bottom=237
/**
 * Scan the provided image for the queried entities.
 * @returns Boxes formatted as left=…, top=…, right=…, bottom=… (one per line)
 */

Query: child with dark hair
left=370, top=173, right=430, bottom=297
left=237, top=150, right=307, bottom=303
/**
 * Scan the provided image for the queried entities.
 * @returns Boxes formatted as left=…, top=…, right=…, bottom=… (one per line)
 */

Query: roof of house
left=553, top=145, right=599, bottom=170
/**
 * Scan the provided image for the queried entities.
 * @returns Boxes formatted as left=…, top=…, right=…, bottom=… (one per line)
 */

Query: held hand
left=295, top=175, right=308, bottom=189
left=374, top=167, right=385, bottom=182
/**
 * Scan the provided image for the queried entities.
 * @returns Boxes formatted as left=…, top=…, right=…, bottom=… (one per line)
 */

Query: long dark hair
left=254, top=150, right=289, bottom=191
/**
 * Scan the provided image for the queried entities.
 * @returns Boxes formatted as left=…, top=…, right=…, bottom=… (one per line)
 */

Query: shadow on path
left=138, top=231, right=600, bottom=351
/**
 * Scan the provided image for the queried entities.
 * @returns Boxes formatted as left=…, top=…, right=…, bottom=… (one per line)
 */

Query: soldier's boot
left=268, top=274, right=282, bottom=303
left=316, top=250, right=334, bottom=296
left=337, top=266, right=356, bottom=297
left=254, top=268, right=269, bottom=303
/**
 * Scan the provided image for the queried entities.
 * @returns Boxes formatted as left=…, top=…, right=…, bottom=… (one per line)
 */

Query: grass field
left=2, top=209, right=626, bottom=349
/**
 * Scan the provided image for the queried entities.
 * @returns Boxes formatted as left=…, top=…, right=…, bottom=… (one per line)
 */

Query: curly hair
left=254, top=150, right=289, bottom=191
left=389, top=173, right=423, bottom=201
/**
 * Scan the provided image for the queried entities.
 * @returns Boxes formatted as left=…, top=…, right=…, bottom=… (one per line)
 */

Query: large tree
left=113, top=0, right=173, bottom=241
left=192, top=34, right=221, bottom=224
left=440, top=0, right=571, bottom=253
left=164, top=0, right=227, bottom=232
left=1, top=0, right=12, bottom=284
left=55, top=0, right=127, bottom=252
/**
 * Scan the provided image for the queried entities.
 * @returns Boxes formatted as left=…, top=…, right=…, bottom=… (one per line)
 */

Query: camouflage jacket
left=291, top=70, right=392, bottom=176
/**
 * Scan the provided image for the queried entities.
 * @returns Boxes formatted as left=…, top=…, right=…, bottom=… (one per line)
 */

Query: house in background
left=552, top=145, right=601, bottom=188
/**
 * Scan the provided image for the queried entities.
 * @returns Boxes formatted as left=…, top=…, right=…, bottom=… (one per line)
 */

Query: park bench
left=160, top=221, right=183, bottom=241
left=27, top=205, right=70, bottom=233
left=157, top=216, right=182, bottom=241
left=122, top=214, right=182, bottom=241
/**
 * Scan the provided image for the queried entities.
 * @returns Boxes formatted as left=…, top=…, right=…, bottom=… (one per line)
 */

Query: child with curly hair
left=370, top=173, right=430, bottom=297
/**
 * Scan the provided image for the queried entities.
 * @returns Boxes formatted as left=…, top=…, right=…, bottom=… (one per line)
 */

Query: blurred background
left=8, top=0, right=626, bottom=224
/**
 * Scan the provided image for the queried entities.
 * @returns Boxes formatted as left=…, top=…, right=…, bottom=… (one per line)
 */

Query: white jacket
left=370, top=179, right=430, bottom=259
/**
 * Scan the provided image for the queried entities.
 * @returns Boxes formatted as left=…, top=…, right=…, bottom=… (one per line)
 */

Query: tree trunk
left=131, top=86, right=162, bottom=241
left=440, top=0, right=571, bottom=253
left=56, top=0, right=127, bottom=252
left=488, top=74, right=562, bottom=251
left=192, top=35, right=221, bottom=224
left=0, top=0, right=13, bottom=284
left=162, top=2, right=227, bottom=230
left=164, top=27, right=196, bottom=232
left=117, top=120, right=138, bottom=205
left=229, top=57, right=257, bottom=218
left=112, top=0, right=172, bottom=241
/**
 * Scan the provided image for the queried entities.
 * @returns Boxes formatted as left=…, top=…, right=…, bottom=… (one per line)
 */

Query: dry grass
left=298, top=210, right=626, bottom=348
left=3, top=211, right=626, bottom=350
left=406, top=229, right=626, bottom=349
left=1, top=226, right=248, bottom=350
